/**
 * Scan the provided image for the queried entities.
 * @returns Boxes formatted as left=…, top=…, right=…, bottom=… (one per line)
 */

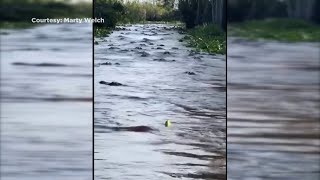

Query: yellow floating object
left=165, top=120, right=171, bottom=127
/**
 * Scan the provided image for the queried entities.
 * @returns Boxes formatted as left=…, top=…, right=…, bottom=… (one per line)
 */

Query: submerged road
left=94, top=24, right=226, bottom=180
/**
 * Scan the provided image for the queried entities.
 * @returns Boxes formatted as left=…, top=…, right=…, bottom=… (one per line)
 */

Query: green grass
left=183, top=24, right=226, bottom=54
left=228, top=18, right=320, bottom=42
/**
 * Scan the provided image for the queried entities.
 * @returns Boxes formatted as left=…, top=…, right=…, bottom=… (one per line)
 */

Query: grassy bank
left=228, top=19, right=320, bottom=42
left=0, top=1, right=92, bottom=29
left=182, top=24, right=226, bottom=54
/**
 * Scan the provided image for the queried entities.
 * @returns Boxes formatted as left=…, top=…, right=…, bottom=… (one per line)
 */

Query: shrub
left=185, top=24, right=226, bottom=54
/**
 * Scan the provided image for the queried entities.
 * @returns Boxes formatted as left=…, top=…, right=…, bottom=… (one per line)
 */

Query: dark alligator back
left=112, top=126, right=154, bottom=132
left=95, top=125, right=157, bottom=133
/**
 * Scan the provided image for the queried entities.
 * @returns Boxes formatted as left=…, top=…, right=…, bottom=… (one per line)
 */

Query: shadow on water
left=0, top=24, right=92, bottom=180
left=94, top=24, right=226, bottom=180
left=227, top=37, right=320, bottom=180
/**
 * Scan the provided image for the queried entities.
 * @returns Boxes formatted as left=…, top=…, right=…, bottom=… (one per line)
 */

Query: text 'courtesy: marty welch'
left=31, top=18, right=105, bottom=24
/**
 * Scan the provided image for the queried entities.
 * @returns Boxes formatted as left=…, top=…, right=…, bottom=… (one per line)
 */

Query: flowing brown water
left=227, top=37, right=320, bottom=180
left=94, top=24, right=226, bottom=180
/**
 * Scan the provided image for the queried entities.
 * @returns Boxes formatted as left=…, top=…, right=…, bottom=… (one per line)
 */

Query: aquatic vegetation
left=184, top=24, right=226, bottom=54
left=228, top=18, right=320, bottom=42
left=94, top=28, right=111, bottom=37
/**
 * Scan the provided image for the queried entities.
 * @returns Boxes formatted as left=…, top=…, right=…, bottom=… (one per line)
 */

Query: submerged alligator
left=96, top=125, right=157, bottom=133
left=185, top=71, right=196, bottom=75
left=111, top=126, right=156, bottom=132
left=96, top=120, right=171, bottom=133
left=99, top=81, right=124, bottom=86
left=12, top=62, right=69, bottom=67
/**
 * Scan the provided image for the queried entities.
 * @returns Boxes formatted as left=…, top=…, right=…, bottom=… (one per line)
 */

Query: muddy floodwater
left=0, top=24, right=92, bottom=180
left=94, top=24, right=226, bottom=179
left=227, top=37, right=320, bottom=179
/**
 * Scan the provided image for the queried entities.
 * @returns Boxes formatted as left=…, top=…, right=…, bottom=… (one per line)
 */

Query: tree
left=163, top=0, right=175, bottom=8
left=286, top=0, right=316, bottom=20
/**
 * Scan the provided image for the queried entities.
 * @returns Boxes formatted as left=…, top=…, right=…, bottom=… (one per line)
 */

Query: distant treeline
left=228, top=0, right=320, bottom=23
left=94, top=0, right=178, bottom=28
left=0, top=0, right=92, bottom=23
left=94, top=0, right=226, bottom=30
left=178, top=0, right=226, bottom=30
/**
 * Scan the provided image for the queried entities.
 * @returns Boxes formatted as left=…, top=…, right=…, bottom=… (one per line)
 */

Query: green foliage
left=94, top=0, right=125, bottom=28
left=228, top=18, right=320, bottom=42
left=122, top=1, right=147, bottom=23
left=0, top=1, right=91, bottom=28
left=94, top=27, right=111, bottom=37
left=93, top=0, right=179, bottom=36
left=184, top=24, right=226, bottom=54
left=162, top=0, right=175, bottom=9
left=122, top=1, right=178, bottom=23
left=178, top=0, right=197, bottom=28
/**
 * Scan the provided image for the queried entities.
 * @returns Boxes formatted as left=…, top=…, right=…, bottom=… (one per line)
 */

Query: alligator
left=96, top=125, right=157, bottom=133
left=111, top=125, right=156, bottom=132
left=99, top=81, right=123, bottom=86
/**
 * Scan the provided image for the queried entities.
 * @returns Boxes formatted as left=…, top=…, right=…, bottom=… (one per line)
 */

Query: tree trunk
left=196, top=0, right=201, bottom=25
left=215, top=0, right=219, bottom=24
left=295, top=0, right=301, bottom=18
left=304, top=0, right=315, bottom=19
left=248, top=0, right=257, bottom=19
left=211, top=0, right=215, bottom=23
left=216, top=0, right=222, bottom=28
left=222, top=0, right=226, bottom=30
left=286, top=0, right=294, bottom=18
left=202, top=0, right=209, bottom=23
left=286, top=0, right=315, bottom=20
